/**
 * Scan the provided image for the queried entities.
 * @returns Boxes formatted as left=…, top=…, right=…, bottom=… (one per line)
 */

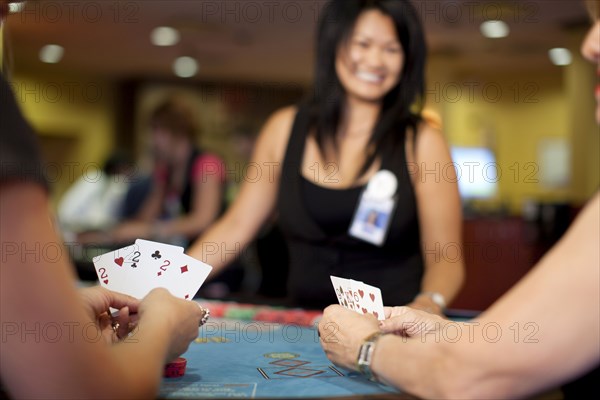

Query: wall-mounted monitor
left=450, top=147, right=499, bottom=200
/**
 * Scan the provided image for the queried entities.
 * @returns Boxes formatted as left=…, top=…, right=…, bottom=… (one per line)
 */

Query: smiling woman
left=187, top=0, right=465, bottom=313
left=335, top=9, right=405, bottom=104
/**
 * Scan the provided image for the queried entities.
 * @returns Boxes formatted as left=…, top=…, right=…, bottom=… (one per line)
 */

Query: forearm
left=1, top=184, right=164, bottom=399
left=371, top=334, right=462, bottom=398
left=375, top=196, right=600, bottom=398
left=371, top=325, right=496, bottom=399
left=135, top=184, right=164, bottom=222
left=419, top=259, right=465, bottom=305
left=187, top=213, right=256, bottom=278
left=155, top=214, right=215, bottom=240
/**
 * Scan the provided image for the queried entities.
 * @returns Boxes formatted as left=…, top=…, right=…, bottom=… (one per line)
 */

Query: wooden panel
left=449, top=217, right=538, bottom=311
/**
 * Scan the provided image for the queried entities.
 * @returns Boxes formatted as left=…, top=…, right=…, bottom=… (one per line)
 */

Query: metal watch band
left=357, top=332, right=385, bottom=381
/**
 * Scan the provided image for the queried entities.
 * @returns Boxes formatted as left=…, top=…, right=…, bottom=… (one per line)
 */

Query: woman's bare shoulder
left=256, top=105, right=298, bottom=162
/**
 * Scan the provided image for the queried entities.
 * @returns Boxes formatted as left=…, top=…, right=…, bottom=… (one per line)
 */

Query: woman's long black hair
left=307, top=0, right=427, bottom=178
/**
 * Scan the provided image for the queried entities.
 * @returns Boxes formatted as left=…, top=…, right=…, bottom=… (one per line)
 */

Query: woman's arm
left=134, top=177, right=165, bottom=223
left=186, top=106, right=296, bottom=276
left=407, top=123, right=465, bottom=312
left=1, top=182, right=204, bottom=399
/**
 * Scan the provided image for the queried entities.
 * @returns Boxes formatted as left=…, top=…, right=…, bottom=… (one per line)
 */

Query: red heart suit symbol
left=114, top=257, right=124, bottom=266
left=358, top=290, right=364, bottom=298
left=369, top=293, right=375, bottom=302
left=103, top=279, right=109, bottom=284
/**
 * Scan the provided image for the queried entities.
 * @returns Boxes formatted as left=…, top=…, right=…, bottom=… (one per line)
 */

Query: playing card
left=134, top=239, right=187, bottom=297
left=92, top=243, right=147, bottom=299
left=135, top=239, right=183, bottom=257
left=329, top=276, right=357, bottom=311
left=93, top=239, right=212, bottom=301
left=352, top=281, right=385, bottom=320
left=330, top=276, right=348, bottom=306
left=343, top=279, right=360, bottom=312
left=153, top=253, right=212, bottom=300
left=329, top=275, right=385, bottom=320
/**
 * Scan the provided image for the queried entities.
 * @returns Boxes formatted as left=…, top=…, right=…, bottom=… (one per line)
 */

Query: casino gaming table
left=157, top=301, right=450, bottom=399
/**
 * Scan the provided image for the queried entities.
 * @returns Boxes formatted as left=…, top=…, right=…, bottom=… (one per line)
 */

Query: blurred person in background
left=85, top=98, right=226, bottom=248
left=319, top=2, right=600, bottom=398
left=58, top=152, right=136, bottom=241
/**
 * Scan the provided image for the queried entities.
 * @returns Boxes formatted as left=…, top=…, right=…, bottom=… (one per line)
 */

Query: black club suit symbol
left=152, top=251, right=161, bottom=260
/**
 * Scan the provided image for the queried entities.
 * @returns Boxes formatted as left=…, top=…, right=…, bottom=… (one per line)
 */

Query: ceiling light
left=548, top=48, right=572, bottom=66
left=173, top=56, right=198, bottom=78
left=480, top=20, right=510, bottom=39
left=9, top=2, right=26, bottom=13
left=151, top=26, right=180, bottom=47
left=39, top=44, right=64, bottom=64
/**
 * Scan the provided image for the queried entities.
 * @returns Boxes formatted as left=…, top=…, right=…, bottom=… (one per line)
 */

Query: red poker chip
left=164, top=357, right=187, bottom=378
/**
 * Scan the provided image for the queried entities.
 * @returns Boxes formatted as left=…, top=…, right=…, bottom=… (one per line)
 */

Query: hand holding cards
left=93, top=239, right=212, bottom=301
left=330, top=276, right=385, bottom=320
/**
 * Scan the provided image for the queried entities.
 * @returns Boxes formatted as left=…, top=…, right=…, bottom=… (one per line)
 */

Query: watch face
left=431, top=293, right=446, bottom=308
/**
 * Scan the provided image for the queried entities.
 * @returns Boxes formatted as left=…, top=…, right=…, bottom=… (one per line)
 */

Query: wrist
left=356, top=331, right=385, bottom=382
left=415, top=291, right=446, bottom=311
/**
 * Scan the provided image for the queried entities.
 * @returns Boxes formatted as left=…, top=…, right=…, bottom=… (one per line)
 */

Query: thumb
left=379, top=316, right=417, bottom=334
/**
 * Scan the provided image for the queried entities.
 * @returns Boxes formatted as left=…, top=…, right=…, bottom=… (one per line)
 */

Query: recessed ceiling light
left=9, top=2, right=26, bottom=13
left=39, top=44, right=64, bottom=64
left=480, top=20, right=510, bottom=39
left=549, top=48, right=572, bottom=66
left=173, top=56, right=198, bottom=78
left=151, top=26, right=180, bottom=47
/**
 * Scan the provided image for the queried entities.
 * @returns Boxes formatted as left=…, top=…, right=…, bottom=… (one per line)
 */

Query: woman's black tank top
left=276, top=106, right=424, bottom=309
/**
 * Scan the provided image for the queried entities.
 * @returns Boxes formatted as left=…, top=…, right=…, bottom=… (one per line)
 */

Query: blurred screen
left=450, top=147, right=499, bottom=200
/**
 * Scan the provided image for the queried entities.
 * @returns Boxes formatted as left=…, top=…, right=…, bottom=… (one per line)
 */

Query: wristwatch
left=419, top=291, right=447, bottom=310
left=357, top=332, right=385, bottom=381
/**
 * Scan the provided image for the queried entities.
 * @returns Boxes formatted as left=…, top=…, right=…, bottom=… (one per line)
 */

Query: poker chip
left=225, top=308, right=259, bottom=320
left=164, top=357, right=187, bottom=378
left=201, top=301, right=226, bottom=317
left=255, top=309, right=283, bottom=323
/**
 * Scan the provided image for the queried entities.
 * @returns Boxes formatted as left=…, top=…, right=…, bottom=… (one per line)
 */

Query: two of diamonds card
left=330, top=275, right=385, bottom=320
left=92, top=239, right=212, bottom=300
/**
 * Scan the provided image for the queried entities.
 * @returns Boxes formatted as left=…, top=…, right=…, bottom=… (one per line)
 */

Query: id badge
left=348, top=170, right=398, bottom=247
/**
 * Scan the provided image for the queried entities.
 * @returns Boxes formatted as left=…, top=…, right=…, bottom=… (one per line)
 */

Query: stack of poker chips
left=197, top=300, right=322, bottom=326
left=164, top=357, right=187, bottom=378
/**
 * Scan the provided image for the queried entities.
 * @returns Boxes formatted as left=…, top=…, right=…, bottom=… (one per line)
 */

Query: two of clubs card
left=330, top=276, right=385, bottom=320
left=92, top=239, right=212, bottom=301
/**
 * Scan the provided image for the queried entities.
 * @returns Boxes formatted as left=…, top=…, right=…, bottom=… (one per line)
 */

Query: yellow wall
left=8, top=72, right=116, bottom=207
left=566, top=28, right=600, bottom=203
left=426, top=38, right=598, bottom=214
left=5, top=32, right=596, bottom=215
